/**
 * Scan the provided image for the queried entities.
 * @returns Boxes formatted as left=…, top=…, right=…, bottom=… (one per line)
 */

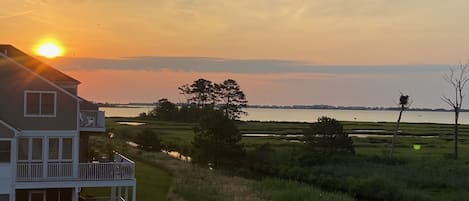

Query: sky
left=2, top=0, right=469, bottom=108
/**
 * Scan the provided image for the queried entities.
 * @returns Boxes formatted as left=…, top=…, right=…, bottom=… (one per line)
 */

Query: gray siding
left=0, top=123, right=14, bottom=138
left=0, top=59, right=78, bottom=130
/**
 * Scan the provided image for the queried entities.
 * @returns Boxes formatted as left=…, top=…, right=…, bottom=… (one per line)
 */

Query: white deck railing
left=16, top=154, right=134, bottom=182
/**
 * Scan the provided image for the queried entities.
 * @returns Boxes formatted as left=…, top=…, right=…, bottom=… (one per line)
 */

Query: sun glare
left=35, top=40, right=64, bottom=58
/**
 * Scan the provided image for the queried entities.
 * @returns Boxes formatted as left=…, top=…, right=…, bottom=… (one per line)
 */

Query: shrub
left=304, top=116, right=355, bottom=155
left=135, top=128, right=162, bottom=151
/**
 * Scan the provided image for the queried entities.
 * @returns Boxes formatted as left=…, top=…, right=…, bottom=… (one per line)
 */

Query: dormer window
left=24, top=91, right=56, bottom=117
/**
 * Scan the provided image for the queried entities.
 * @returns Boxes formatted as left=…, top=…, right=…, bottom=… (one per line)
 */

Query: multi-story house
left=0, top=45, right=136, bottom=201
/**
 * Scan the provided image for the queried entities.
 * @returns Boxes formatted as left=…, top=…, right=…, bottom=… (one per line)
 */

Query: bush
left=191, top=110, right=244, bottom=168
left=304, top=116, right=354, bottom=155
left=135, top=128, right=162, bottom=151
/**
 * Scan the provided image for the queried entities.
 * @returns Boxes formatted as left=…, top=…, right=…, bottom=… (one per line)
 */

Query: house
left=0, top=45, right=136, bottom=201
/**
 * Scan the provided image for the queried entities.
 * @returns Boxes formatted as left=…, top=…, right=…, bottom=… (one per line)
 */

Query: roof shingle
left=0, top=44, right=80, bottom=85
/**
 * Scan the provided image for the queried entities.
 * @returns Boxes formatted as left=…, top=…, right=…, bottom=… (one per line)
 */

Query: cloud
left=50, top=56, right=451, bottom=75
left=0, top=10, right=33, bottom=19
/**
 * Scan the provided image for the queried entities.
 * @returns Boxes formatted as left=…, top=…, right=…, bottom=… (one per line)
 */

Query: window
left=48, top=137, right=73, bottom=161
left=41, top=93, right=55, bottom=115
left=26, top=93, right=40, bottom=115
left=24, top=91, right=56, bottom=116
left=48, top=138, right=59, bottom=160
left=0, top=141, right=10, bottom=162
left=62, top=138, right=72, bottom=160
left=18, top=138, right=29, bottom=161
left=0, top=194, right=9, bottom=201
left=31, top=138, right=43, bottom=161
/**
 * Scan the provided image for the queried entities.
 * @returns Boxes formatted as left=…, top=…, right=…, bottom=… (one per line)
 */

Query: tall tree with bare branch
left=441, top=63, right=469, bottom=159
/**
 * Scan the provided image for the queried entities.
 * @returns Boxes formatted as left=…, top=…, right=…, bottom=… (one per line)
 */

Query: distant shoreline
left=96, top=103, right=459, bottom=112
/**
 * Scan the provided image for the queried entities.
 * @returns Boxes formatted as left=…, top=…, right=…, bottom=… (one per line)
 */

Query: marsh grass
left=106, top=117, right=469, bottom=200
left=254, top=178, right=354, bottom=201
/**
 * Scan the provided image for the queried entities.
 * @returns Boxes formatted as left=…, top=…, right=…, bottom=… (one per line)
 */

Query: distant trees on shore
left=142, top=78, right=248, bottom=122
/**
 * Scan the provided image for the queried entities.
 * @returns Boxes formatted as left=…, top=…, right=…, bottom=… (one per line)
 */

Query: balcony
left=16, top=153, right=134, bottom=182
left=80, top=110, right=105, bottom=132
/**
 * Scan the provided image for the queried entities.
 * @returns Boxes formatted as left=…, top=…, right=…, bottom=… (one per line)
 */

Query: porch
left=16, top=154, right=134, bottom=182
left=79, top=110, right=105, bottom=132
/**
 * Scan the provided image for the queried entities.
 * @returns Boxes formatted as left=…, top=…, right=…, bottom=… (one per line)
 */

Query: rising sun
left=35, top=40, right=64, bottom=58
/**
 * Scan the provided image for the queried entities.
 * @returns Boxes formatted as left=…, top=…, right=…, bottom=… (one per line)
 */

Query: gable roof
left=0, top=51, right=83, bottom=102
left=0, top=44, right=80, bottom=85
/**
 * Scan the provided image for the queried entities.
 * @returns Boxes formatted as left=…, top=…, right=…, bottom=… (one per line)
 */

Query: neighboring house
left=0, top=45, right=136, bottom=201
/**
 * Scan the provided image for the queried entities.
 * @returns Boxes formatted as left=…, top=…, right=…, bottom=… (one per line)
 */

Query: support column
left=72, top=187, right=80, bottom=201
left=73, top=135, right=80, bottom=178
left=124, top=187, right=128, bottom=201
left=43, top=137, right=48, bottom=178
left=111, top=187, right=116, bottom=201
left=132, top=186, right=136, bottom=201
left=117, top=187, right=122, bottom=200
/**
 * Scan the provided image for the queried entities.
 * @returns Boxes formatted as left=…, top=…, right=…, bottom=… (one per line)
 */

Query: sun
left=35, top=40, right=64, bottom=58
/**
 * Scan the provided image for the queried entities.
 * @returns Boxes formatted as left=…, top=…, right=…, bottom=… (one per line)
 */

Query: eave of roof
left=0, top=44, right=80, bottom=85
left=0, top=52, right=83, bottom=102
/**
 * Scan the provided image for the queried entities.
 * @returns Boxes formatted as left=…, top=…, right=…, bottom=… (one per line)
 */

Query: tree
left=215, top=79, right=248, bottom=120
left=191, top=110, right=244, bottom=168
left=441, top=63, right=469, bottom=159
left=390, top=93, right=410, bottom=157
left=190, top=78, right=216, bottom=107
left=178, top=84, right=192, bottom=104
left=149, top=98, right=178, bottom=120
left=303, top=116, right=354, bottom=154
left=135, top=128, right=161, bottom=151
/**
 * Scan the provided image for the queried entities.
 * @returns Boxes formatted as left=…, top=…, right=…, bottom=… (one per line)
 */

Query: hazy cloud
left=0, top=10, right=33, bottom=19
left=51, top=56, right=451, bottom=75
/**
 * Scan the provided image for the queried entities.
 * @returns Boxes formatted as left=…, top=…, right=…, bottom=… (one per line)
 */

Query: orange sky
left=3, top=0, right=469, bottom=64
left=1, top=1, right=468, bottom=107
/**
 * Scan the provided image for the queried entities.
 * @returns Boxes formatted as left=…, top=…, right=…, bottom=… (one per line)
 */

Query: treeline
left=140, top=78, right=248, bottom=122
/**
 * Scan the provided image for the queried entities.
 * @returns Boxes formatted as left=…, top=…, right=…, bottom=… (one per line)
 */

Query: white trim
left=24, top=90, right=57, bottom=118
left=16, top=179, right=136, bottom=189
left=19, top=130, right=77, bottom=137
left=0, top=53, right=82, bottom=102
left=0, top=120, right=19, bottom=134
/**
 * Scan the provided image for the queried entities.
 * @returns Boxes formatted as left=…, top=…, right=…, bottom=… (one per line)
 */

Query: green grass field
left=107, top=117, right=469, bottom=160
left=101, top=117, right=469, bottom=201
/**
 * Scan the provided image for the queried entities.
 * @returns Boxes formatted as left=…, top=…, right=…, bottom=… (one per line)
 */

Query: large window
left=0, top=141, right=10, bottom=162
left=18, top=138, right=43, bottom=161
left=62, top=138, right=73, bottom=160
left=48, top=137, right=73, bottom=161
left=24, top=91, right=56, bottom=116
left=31, top=138, right=43, bottom=161
left=18, top=138, right=29, bottom=161
left=48, top=138, right=59, bottom=160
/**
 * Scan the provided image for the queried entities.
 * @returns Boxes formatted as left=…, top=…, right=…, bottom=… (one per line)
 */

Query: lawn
left=81, top=161, right=171, bottom=201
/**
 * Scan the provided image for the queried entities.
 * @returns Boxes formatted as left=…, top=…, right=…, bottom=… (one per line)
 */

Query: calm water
left=100, top=106, right=468, bottom=124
